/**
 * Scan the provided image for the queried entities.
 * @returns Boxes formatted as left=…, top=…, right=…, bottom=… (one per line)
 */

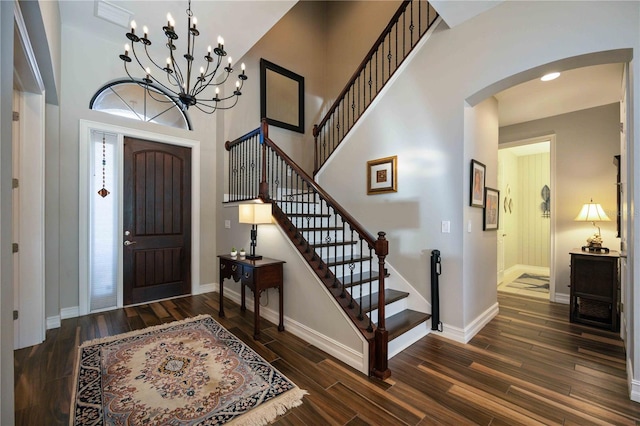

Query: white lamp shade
left=238, top=203, right=272, bottom=224
left=574, top=202, right=610, bottom=222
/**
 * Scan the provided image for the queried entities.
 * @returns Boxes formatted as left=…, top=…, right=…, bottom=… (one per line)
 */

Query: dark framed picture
left=483, top=187, right=500, bottom=230
left=367, top=156, right=397, bottom=195
left=260, top=58, right=305, bottom=133
left=470, top=159, right=486, bottom=207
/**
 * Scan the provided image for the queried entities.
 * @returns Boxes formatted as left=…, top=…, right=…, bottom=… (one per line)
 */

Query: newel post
left=259, top=119, right=269, bottom=200
left=313, top=124, right=319, bottom=175
left=372, top=231, right=391, bottom=379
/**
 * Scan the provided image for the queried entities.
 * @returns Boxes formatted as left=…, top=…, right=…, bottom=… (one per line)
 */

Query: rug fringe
left=228, top=387, right=309, bottom=426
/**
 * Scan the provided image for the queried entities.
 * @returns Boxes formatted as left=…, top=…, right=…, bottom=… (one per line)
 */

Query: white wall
left=500, top=104, right=620, bottom=297
left=316, top=1, right=638, bottom=343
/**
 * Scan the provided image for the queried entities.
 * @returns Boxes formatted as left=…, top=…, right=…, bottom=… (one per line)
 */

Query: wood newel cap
left=224, top=140, right=232, bottom=151
left=375, top=231, right=388, bottom=256
left=261, top=118, right=269, bottom=139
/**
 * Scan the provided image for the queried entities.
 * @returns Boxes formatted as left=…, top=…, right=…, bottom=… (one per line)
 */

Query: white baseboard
left=439, top=302, right=499, bottom=343
left=46, top=315, right=61, bottom=330
left=61, top=306, right=79, bottom=319
left=196, top=283, right=216, bottom=294
left=553, top=293, right=570, bottom=305
left=46, top=306, right=80, bottom=330
left=629, top=358, right=640, bottom=402
left=219, top=287, right=366, bottom=373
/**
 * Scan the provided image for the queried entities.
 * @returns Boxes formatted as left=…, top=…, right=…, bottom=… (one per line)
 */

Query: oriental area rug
left=70, top=315, right=307, bottom=425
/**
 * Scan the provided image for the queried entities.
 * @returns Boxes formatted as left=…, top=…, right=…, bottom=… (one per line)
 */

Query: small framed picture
left=470, top=159, right=486, bottom=208
left=483, top=187, right=500, bottom=230
left=367, top=156, right=397, bottom=195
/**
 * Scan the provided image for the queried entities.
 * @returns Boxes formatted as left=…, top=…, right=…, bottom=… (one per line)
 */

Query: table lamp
left=238, top=203, right=273, bottom=260
left=574, top=199, right=611, bottom=252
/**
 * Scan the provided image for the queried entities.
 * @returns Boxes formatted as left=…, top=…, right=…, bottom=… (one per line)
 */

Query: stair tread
left=384, top=309, right=431, bottom=341
left=337, top=271, right=384, bottom=287
left=273, top=199, right=319, bottom=205
left=288, top=213, right=331, bottom=218
left=326, top=254, right=373, bottom=266
left=358, top=289, right=409, bottom=313
left=310, top=241, right=357, bottom=248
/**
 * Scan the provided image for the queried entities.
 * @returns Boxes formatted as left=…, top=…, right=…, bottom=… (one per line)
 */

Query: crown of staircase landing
left=313, top=0, right=439, bottom=175
left=225, top=121, right=431, bottom=378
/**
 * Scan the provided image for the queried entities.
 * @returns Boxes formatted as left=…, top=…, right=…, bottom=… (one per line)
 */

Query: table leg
left=241, top=282, right=246, bottom=312
left=278, top=285, right=284, bottom=332
left=219, top=277, right=225, bottom=318
left=254, top=290, right=261, bottom=339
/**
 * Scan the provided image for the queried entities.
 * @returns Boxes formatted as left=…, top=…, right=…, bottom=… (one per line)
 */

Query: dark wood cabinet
left=218, top=254, right=285, bottom=339
left=569, top=250, right=619, bottom=331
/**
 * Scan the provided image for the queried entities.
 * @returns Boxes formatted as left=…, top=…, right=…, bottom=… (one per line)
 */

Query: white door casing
left=78, top=120, right=202, bottom=315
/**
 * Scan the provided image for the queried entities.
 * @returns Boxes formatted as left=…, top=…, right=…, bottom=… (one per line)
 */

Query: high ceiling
left=57, top=1, right=623, bottom=128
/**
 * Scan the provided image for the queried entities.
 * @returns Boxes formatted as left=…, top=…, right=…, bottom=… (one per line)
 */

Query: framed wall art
left=367, top=156, right=397, bottom=195
left=470, top=159, right=486, bottom=207
left=260, top=58, right=305, bottom=133
left=483, top=187, right=500, bottom=230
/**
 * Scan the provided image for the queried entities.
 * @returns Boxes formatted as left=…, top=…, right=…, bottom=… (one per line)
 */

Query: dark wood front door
left=123, top=137, right=192, bottom=305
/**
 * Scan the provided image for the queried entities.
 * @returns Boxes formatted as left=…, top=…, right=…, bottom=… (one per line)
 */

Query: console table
left=569, top=249, right=619, bottom=331
left=218, top=254, right=285, bottom=339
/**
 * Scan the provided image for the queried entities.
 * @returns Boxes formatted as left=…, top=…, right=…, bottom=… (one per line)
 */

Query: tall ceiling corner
left=429, top=0, right=504, bottom=28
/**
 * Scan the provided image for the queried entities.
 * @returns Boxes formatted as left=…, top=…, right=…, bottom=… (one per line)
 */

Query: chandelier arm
left=142, top=43, right=177, bottom=79
left=167, top=39, right=186, bottom=93
left=192, top=102, right=218, bottom=115
left=185, top=30, right=196, bottom=95
left=208, top=96, right=240, bottom=110
left=192, top=56, right=225, bottom=97
left=143, top=86, right=181, bottom=105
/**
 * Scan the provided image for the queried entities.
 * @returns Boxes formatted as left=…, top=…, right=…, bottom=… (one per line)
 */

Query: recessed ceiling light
left=541, top=72, right=561, bottom=82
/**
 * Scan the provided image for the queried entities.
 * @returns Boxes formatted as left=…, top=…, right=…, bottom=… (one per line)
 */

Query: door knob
left=124, top=240, right=137, bottom=246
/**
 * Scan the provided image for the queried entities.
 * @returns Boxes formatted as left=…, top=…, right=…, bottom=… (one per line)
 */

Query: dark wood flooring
left=14, top=291, right=640, bottom=425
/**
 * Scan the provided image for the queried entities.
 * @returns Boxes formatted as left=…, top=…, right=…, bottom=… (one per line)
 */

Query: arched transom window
left=90, top=79, right=192, bottom=130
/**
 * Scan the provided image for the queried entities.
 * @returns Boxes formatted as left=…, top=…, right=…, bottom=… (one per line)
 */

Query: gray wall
left=1, top=2, right=15, bottom=424
left=500, top=103, right=620, bottom=296
left=315, top=1, right=637, bottom=343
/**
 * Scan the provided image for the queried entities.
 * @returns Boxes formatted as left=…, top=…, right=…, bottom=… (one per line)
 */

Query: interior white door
left=12, top=91, right=20, bottom=348
left=619, top=65, right=628, bottom=341
left=497, top=158, right=505, bottom=284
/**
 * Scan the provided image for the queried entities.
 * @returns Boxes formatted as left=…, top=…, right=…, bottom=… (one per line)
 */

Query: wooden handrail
left=261, top=121, right=378, bottom=249
left=314, top=0, right=412, bottom=133
left=225, top=127, right=261, bottom=151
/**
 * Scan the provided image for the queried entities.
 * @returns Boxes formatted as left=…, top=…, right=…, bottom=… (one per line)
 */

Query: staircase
left=225, top=122, right=430, bottom=378
left=224, top=0, right=439, bottom=379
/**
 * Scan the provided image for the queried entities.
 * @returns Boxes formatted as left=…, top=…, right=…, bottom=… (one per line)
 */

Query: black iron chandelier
left=119, top=0, right=247, bottom=114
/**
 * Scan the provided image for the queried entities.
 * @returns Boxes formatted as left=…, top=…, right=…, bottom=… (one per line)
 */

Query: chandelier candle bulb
left=218, top=36, right=224, bottom=49
left=167, top=13, right=174, bottom=29
left=130, top=20, right=136, bottom=34
left=241, top=63, right=245, bottom=75
left=124, top=44, right=129, bottom=55
left=192, top=17, right=197, bottom=29
left=143, top=26, right=148, bottom=39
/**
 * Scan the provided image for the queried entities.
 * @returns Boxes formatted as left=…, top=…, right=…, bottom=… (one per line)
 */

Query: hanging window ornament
left=98, top=134, right=110, bottom=198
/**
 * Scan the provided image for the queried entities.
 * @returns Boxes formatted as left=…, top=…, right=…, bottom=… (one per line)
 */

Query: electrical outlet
left=224, top=220, right=231, bottom=229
